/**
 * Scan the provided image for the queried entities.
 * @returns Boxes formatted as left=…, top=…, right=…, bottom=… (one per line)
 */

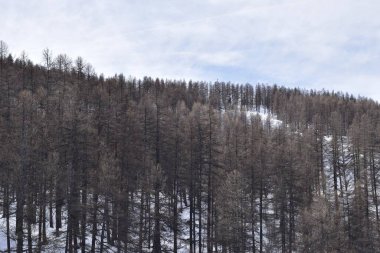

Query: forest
left=0, top=40, right=380, bottom=252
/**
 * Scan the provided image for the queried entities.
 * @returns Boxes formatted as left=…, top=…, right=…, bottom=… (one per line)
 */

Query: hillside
left=0, top=42, right=380, bottom=252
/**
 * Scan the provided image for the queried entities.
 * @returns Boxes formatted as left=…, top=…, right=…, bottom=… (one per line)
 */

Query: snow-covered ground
left=221, top=106, right=283, bottom=128
left=245, top=108, right=283, bottom=127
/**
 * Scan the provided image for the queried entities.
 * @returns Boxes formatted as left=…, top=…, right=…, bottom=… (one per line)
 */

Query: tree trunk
left=91, top=193, right=98, bottom=253
left=153, top=179, right=162, bottom=253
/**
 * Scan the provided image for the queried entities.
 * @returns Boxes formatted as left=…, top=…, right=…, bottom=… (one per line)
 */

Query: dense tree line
left=0, top=40, right=380, bottom=252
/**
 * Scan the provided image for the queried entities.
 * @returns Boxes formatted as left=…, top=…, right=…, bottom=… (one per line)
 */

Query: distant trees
left=0, top=40, right=8, bottom=88
left=0, top=42, right=380, bottom=252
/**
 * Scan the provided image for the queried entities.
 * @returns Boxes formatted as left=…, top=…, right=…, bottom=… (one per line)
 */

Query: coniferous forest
left=1, top=41, right=380, bottom=252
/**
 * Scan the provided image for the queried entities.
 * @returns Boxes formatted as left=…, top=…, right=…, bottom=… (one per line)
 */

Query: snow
left=0, top=208, right=16, bottom=251
left=245, top=108, right=283, bottom=128
left=220, top=106, right=283, bottom=128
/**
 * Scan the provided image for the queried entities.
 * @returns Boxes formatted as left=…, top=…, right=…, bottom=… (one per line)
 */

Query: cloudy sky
left=1, top=0, right=380, bottom=100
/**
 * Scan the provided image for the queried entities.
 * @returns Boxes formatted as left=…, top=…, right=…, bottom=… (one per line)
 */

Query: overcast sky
left=1, top=0, right=380, bottom=100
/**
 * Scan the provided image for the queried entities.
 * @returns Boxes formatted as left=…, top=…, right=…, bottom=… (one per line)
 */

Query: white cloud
left=1, top=0, right=380, bottom=100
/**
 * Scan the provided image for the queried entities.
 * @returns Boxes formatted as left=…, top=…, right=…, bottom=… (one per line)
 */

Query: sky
left=1, top=0, right=380, bottom=100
